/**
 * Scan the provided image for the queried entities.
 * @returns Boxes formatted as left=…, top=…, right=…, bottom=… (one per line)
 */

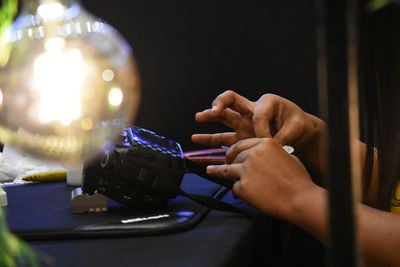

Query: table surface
left=4, top=173, right=265, bottom=267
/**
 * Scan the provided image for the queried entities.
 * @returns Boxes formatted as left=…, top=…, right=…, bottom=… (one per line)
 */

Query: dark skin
left=192, top=90, right=400, bottom=267
left=192, top=91, right=326, bottom=177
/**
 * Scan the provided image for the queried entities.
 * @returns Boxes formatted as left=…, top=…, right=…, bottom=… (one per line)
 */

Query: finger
left=272, top=126, right=292, bottom=146
left=206, top=163, right=241, bottom=179
left=231, top=150, right=249, bottom=164
left=211, top=90, right=255, bottom=118
left=272, top=117, right=303, bottom=145
left=196, top=107, right=243, bottom=126
left=290, top=154, right=301, bottom=163
left=225, top=138, right=263, bottom=164
left=196, top=107, right=245, bottom=130
left=191, top=133, right=238, bottom=147
left=195, top=109, right=213, bottom=122
left=232, top=180, right=242, bottom=199
left=252, top=94, right=276, bottom=138
left=218, top=108, right=243, bottom=129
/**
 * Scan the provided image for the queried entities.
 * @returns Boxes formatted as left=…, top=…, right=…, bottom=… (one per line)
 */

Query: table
left=4, top=173, right=268, bottom=267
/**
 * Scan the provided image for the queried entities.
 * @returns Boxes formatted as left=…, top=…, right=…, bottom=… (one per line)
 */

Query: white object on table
left=0, top=144, right=83, bottom=186
left=0, top=187, right=7, bottom=207
left=65, top=162, right=84, bottom=186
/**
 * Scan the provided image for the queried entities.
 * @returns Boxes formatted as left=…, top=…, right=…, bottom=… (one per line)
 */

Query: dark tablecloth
left=4, top=173, right=267, bottom=267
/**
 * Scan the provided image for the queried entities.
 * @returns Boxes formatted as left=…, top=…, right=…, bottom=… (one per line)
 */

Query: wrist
left=296, top=114, right=327, bottom=177
left=288, top=184, right=329, bottom=243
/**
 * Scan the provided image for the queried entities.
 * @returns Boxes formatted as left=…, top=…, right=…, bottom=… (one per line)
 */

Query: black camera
left=81, top=126, right=187, bottom=209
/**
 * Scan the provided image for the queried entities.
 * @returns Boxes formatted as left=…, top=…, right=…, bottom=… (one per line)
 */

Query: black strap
left=156, top=177, right=250, bottom=218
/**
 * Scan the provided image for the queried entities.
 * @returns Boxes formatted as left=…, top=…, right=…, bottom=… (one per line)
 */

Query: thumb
left=271, top=124, right=295, bottom=146
left=253, top=116, right=272, bottom=138
left=252, top=94, right=276, bottom=138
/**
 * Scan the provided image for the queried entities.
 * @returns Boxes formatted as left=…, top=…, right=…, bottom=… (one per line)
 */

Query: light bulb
left=0, top=0, right=141, bottom=163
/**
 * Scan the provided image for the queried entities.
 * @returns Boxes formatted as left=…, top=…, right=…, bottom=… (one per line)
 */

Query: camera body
left=81, top=126, right=186, bottom=209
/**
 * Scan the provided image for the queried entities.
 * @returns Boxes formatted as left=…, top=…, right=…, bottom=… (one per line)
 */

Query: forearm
left=289, top=185, right=329, bottom=243
left=288, top=185, right=400, bottom=267
left=357, top=205, right=400, bottom=267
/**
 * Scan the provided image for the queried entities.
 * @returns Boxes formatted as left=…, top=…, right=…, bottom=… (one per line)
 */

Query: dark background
left=82, top=0, right=318, bottom=151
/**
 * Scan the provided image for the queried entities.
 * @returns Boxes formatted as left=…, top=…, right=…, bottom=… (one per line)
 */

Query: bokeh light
left=0, top=0, right=141, bottom=162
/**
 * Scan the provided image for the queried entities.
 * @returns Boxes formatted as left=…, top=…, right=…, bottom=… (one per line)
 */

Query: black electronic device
left=81, top=125, right=235, bottom=210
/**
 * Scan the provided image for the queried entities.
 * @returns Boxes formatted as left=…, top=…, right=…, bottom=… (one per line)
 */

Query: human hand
left=192, top=90, right=256, bottom=147
left=206, top=138, right=317, bottom=220
left=192, top=90, right=324, bottom=152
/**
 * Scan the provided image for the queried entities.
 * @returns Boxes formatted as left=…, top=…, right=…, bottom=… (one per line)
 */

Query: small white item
left=2, top=144, right=65, bottom=183
left=283, top=145, right=294, bottom=154
left=0, top=187, right=7, bottom=207
left=65, top=162, right=84, bottom=186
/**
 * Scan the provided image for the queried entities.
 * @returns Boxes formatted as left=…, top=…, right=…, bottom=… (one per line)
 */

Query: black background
left=82, top=0, right=318, bottom=151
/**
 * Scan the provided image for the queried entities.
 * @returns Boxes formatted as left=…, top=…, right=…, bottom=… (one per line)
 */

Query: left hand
left=192, top=91, right=256, bottom=147
left=206, top=138, right=316, bottom=220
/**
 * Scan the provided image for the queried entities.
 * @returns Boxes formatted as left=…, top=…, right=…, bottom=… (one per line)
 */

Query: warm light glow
left=0, top=0, right=141, bottom=162
left=108, top=87, right=123, bottom=106
left=37, top=3, right=65, bottom=20
left=102, top=69, right=114, bottom=82
left=33, top=38, right=83, bottom=125
left=45, top=37, right=65, bottom=52
left=80, top=118, right=93, bottom=131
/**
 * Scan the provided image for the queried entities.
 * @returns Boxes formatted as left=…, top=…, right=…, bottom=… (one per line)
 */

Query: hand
left=192, top=90, right=324, bottom=152
left=206, top=138, right=317, bottom=220
left=192, top=90, right=256, bottom=147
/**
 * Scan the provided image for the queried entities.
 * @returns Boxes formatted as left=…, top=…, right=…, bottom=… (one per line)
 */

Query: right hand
left=192, top=90, right=325, bottom=152
left=206, top=137, right=318, bottom=221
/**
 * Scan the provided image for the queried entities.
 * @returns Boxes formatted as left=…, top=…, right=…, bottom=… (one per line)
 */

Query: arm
left=291, top=185, right=400, bottom=267
left=207, top=137, right=399, bottom=267
left=193, top=90, right=379, bottom=204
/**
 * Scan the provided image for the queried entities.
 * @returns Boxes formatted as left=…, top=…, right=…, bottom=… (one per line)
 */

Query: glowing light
left=102, top=69, right=114, bottom=82
left=80, top=118, right=93, bottom=131
left=0, top=0, right=141, bottom=162
left=60, top=117, right=72, bottom=126
left=33, top=38, right=83, bottom=124
left=44, top=37, right=65, bottom=52
left=108, top=87, right=123, bottom=106
left=37, top=3, right=65, bottom=20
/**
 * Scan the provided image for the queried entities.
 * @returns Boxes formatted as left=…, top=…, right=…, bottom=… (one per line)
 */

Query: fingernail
left=206, top=165, right=214, bottom=173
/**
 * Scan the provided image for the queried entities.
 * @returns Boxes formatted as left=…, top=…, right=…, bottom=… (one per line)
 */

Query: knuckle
left=258, top=138, right=278, bottom=151
left=292, top=116, right=305, bottom=129
left=215, top=165, right=231, bottom=178
left=222, top=166, right=230, bottom=176
left=238, top=179, right=249, bottom=195
left=261, top=137, right=274, bottom=146
left=252, top=113, right=265, bottom=123
left=229, top=139, right=242, bottom=152
left=219, top=90, right=235, bottom=99
left=259, top=93, right=277, bottom=102
left=233, top=181, right=241, bottom=196
left=246, top=151, right=258, bottom=162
